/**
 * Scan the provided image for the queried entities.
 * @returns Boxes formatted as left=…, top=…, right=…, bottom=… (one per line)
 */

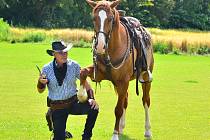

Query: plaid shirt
left=42, top=59, right=80, bottom=100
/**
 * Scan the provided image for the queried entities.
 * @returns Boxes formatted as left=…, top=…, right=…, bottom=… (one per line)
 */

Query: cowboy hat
left=46, top=41, right=73, bottom=56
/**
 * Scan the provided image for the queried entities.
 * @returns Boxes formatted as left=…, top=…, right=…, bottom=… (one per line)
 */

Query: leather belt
left=47, top=95, right=78, bottom=110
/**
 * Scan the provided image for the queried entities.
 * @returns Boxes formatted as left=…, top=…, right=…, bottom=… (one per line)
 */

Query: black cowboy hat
left=47, top=41, right=72, bottom=56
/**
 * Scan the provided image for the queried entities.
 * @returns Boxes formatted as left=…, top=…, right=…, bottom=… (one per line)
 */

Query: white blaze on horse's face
left=96, top=10, right=107, bottom=54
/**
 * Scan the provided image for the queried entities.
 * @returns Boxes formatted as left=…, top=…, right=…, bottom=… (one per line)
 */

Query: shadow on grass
left=184, top=80, right=198, bottom=83
left=119, top=134, right=135, bottom=140
left=119, top=134, right=152, bottom=140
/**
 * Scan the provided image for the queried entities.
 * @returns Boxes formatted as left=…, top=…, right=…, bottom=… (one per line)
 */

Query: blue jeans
left=52, top=101, right=99, bottom=140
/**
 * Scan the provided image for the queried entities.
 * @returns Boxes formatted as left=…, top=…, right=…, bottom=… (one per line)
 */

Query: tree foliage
left=0, top=0, right=209, bottom=30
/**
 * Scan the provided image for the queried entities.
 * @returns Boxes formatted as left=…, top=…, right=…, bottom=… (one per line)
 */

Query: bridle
left=92, top=6, right=131, bottom=80
left=93, top=8, right=115, bottom=51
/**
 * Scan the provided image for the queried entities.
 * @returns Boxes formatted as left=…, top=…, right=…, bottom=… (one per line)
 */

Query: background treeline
left=0, top=0, right=209, bottom=30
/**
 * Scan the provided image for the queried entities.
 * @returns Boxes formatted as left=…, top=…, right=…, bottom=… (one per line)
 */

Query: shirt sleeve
left=75, top=62, right=81, bottom=79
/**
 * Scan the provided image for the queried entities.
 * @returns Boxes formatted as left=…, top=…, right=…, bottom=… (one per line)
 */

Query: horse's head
left=86, top=0, right=120, bottom=55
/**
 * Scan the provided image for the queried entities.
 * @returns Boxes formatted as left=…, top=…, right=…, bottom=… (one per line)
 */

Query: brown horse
left=83, top=0, right=154, bottom=139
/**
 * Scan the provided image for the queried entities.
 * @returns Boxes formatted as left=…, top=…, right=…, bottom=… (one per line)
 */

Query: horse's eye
left=108, top=16, right=113, bottom=22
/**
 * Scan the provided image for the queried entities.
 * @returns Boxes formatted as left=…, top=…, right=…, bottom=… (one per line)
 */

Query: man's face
left=54, top=51, right=68, bottom=64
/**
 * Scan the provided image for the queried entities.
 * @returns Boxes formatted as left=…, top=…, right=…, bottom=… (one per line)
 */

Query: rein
left=103, top=23, right=130, bottom=70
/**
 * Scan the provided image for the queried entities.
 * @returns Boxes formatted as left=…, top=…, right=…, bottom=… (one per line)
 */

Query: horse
left=82, top=0, right=154, bottom=139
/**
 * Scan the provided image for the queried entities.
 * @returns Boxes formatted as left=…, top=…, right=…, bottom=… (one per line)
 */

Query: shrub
left=0, top=18, right=10, bottom=41
left=189, top=47, right=197, bottom=55
left=172, top=48, right=181, bottom=55
left=153, top=41, right=169, bottom=54
left=73, top=39, right=92, bottom=48
left=22, top=32, right=46, bottom=43
left=197, top=45, right=209, bottom=55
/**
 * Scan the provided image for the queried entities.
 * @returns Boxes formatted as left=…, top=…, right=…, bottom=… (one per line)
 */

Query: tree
left=0, top=0, right=209, bottom=30
left=149, top=0, right=175, bottom=27
left=117, top=0, right=155, bottom=27
left=169, top=0, right=210, bottom=30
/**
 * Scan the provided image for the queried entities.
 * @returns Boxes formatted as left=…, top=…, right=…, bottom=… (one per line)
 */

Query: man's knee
left=89, top=108, right=99, bottom=117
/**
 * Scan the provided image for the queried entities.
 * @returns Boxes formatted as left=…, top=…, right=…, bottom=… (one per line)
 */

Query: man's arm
left=84, top=80, right=94, bottom=99
left=37, top=75, right=48, bottom=93
left=80, top=67, right=95, bottom=99
left=84, top=80, right=99, bottom=110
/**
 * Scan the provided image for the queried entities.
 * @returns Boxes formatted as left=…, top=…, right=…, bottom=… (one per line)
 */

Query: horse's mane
left=93, top=2, right=110, bottom=13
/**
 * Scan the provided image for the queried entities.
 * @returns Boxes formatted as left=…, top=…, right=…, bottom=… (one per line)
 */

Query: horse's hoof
left=119, top=128, right=123, bottom=134
left=111, top=134, right=119, bottom=140
left=119, top=123, right=125, bottom=134
left=144, top=130, right=152, bottom=138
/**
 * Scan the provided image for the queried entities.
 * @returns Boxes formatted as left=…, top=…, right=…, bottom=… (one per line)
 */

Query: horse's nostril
left=95, top=44, right=106, bottom=55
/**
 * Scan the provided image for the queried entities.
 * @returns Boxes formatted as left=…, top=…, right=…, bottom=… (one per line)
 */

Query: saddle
left=120, top=16, right=152, bottom=95
left=120, top=16, right=151, bottom=70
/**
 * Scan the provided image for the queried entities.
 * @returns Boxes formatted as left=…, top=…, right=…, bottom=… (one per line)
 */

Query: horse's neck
left=108, top=22, right=128, bottom=59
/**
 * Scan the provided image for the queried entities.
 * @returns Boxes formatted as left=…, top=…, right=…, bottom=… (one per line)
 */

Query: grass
left=11, top=28, right=93, bottom=42
left=9, top=27, right=210, bottom=55
left=150, top=28, right=210, bottom=49
left=0, top=42, right=210, bottom=140
left=10, top=27, right=210, bottom=49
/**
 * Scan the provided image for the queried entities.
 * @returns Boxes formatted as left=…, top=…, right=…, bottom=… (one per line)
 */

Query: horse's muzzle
left=95, top=44, right=106, bottom=55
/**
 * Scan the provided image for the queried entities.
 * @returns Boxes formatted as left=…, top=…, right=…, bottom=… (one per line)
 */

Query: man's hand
left=37, top=74, right=48, bottom=93
left=39, top=74, right=48, bottom=85
left=88, top=99, right=99, bottom=110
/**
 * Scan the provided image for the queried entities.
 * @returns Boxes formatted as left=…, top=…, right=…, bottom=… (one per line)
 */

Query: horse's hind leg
left=142, top=82, right=152, bottom=138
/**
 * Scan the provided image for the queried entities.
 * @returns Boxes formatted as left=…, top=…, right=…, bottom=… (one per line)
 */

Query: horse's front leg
left=119, top=91, right=128, bottom=134
left=112, top=83, right=129, bottom=140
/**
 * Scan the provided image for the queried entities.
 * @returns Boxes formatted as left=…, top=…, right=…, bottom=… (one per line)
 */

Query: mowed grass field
left=0, top=42, right=210, bottom=140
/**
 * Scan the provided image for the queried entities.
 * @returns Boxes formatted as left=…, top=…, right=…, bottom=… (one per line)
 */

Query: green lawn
left=0, top=42, right=210, bottom=140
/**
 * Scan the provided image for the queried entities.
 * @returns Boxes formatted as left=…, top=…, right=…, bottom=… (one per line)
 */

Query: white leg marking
left=119, top=109, right=126, bottom=134
left=144, top=104, right=152, bottom=138
left=139, top=70, right=153, bottom=83
left=148, top=70, right=153, bottom=82
left=111, top=130, right=119, bottom=140
left=96, top=10, right=107, bottom=54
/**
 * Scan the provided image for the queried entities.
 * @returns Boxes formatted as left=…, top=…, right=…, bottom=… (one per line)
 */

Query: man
left=37, top=41, right=99, bottom=140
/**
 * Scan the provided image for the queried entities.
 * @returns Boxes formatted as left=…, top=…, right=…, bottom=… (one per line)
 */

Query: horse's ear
left=86, top=0, right=97, bottom=8
left=110, top=0, right=120, bottom=9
